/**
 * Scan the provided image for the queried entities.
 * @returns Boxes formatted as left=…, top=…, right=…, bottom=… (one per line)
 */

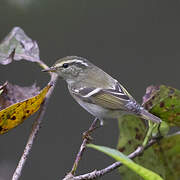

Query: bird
left=43, top=56, right=161, bottom=125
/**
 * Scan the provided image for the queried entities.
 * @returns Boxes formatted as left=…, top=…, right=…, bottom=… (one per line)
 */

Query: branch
left=12, top=73, right=58, bottom=180
left=66, top=138, right=160, bottom=180
left=70, top=118, right=99, bottom=175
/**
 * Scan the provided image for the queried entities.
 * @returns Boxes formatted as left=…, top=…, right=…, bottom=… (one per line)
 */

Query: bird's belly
left=75, top=99, right=125, bottom=119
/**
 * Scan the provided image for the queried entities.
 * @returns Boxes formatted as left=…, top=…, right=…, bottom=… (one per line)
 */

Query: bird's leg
left=70, top=118, right=100, bottom=176
left=82, top=118, right=103, bottom=140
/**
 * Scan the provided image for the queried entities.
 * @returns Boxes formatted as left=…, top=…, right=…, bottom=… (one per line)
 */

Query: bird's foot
left=82, top=130, right=93, bottom=141
left=82, top=119, right=103, bottom=141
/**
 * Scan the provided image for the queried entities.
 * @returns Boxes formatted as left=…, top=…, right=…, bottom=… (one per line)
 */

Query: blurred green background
left=0, top=0, right=180, bottom=179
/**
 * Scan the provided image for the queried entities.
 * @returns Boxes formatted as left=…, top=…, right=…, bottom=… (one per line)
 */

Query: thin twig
left=70, top=118, right=99, bottom=175
left=68, top=138, right=159, bottom=180
left=12, top=73, right=58, bottom=180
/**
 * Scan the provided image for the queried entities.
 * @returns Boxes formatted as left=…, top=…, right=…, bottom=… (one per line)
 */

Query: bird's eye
left=62, top=63, right=69, bottom=68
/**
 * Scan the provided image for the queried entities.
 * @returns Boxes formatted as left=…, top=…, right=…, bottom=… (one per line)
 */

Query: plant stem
left=12, top=72, right=58, bottom=180
left=142, top=121, right=156, bottom=147
left=64, top=138, right=159, bottom=180
left=70, top=118, right=99, bottom=175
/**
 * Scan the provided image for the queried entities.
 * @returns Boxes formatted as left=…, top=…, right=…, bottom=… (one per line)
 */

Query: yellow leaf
left=0, top=84, right=51, bottom=134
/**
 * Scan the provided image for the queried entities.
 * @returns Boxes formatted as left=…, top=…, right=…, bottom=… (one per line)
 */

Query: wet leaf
left=0, top=27, right=40, bottom=65
left=88, top=144, right=163, bottom=180
left=143, top=85, right=180, bottom=126
left=0, top=84, right=51, bottom=134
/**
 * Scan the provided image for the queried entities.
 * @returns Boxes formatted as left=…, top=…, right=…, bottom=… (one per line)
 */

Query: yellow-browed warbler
left=43, top=56, right=161, bottom=125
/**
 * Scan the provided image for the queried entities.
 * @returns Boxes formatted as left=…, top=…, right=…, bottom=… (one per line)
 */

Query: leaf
left=0, top=84, right=51, bottom=134
left=0, top=82, right=40, bottom=111
left=153, top=133, right=180, bottom=180
left=117, top=85, right=180, bottom=180
left=117, top=116, right=166, bottom=180
left=143, top=85, right=180, bottom=126
left=0, top=27, right=40, bottom=65
left=88, top=144, right=163, bottom=180
left=117, top=115, right=146, bottom=154
left=151, top=121, right=169, bottom=137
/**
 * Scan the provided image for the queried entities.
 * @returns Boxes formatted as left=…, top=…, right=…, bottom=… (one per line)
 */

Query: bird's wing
left=71, top=83, right=132, bottom=110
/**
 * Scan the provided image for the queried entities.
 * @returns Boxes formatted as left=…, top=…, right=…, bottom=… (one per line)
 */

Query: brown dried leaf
left=0, top=27, right=40, bottom=65
left=0, top=82, right=40, bottom=111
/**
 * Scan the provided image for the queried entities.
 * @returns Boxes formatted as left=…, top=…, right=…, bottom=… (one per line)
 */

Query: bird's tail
left=140, top=108, right=162, bottom=123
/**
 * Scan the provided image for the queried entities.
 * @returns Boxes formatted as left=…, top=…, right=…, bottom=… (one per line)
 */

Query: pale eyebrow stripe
left=55, top=59, right=88, bottom=67
left=70, top=59, right=88, bottom=66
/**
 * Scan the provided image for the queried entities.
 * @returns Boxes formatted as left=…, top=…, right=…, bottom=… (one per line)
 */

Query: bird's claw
left=82, top=130, right=93, bottom=142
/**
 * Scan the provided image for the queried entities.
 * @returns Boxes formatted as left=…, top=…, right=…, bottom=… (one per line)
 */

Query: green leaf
left=88, top=144, right=163, bottom=180
left=143, top=85, right=180, bottom=126
left=153, top=133, right=180, bottom=180
left=152, top=121, right=169, bottom=137
left=117, top=116, right=166, bottom=180
left=0, top=27, right=40, bottom=65
left=117, top=115, right=146, bottom=154
left=116, top=85, right=180, bottom=180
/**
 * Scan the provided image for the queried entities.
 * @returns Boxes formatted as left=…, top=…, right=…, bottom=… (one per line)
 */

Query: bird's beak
left=42, top=66, right=56, bottom=72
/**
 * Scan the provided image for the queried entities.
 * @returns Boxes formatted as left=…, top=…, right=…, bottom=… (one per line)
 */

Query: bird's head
left=43, top=56, right=92, bottom=84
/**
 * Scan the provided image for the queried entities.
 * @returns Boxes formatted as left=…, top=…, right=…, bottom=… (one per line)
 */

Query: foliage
left=90, top=85, right=180, bottom=180
left=0, top=27, right=40, bottom=65
left=0, top=27, right=179, bottom=180
left=153, top=133, right=180, bottom=180
left=88, top=144, right=163, bottom=180
left=0, top=83, right=50, bottom=134
left=143, top=85, right=180, bottom=126
left=0, top=27, right=51, bottom=134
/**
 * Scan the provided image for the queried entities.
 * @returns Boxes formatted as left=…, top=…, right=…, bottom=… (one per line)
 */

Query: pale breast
left=71, top=93, right=126, bottom=120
